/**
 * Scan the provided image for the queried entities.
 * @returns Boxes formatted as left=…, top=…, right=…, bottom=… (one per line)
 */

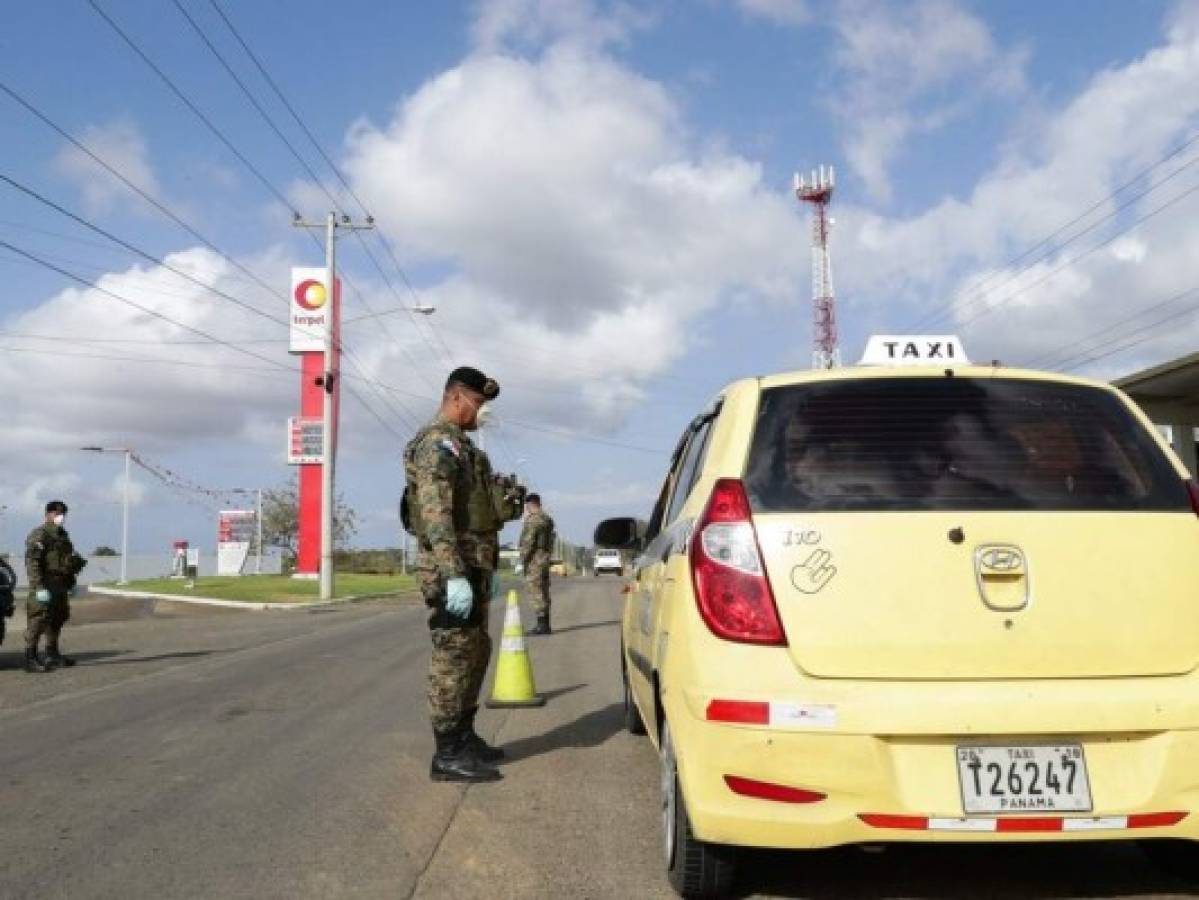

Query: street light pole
left=256, top=487, right=263, bottom=575
left=121, top=449, right=130, bottom=585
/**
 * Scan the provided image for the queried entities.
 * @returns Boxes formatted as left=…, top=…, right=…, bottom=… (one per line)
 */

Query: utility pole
left=82, top=446, right=132, bottom=584
left=292, top=212, right=374, bottom=601
left=256, top=487, right=263, bottom=575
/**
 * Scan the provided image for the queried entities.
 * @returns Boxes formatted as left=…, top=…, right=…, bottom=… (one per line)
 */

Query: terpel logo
left=294, top=278, right=328, bottom=311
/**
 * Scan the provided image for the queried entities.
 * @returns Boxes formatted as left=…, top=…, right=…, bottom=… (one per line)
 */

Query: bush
left=332, top=549, right=411, bottom=575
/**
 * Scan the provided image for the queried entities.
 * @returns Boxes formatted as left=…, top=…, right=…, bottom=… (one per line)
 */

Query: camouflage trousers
left=25, top=590, right=70, bottom=653
left=524, top=555, right=551, bottom=616
left=426, top=567, right=494, bottom=735
left=428, top=619, right=492, bottom=735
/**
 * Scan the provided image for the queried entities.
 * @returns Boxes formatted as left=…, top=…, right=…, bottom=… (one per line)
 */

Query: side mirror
left=594, top=517, right=646, bottom=551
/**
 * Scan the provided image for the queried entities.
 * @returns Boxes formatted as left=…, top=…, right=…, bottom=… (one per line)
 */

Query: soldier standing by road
left=519, top=494, right=556, bottom=635
left=403, top=367, right=506, bottom=783
left=24, top=500, right=87, bottom=674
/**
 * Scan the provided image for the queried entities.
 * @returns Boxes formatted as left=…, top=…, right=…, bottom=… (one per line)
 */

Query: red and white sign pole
left=288, top=263, right=339, bottom=585
left=291, top=213, right=372, bottom=600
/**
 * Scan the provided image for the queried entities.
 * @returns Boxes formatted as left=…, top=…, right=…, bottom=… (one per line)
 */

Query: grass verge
left=96, top=573, right=418, bottom=603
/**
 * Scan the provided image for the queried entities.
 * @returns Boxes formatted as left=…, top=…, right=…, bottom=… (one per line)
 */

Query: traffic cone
left=486, top=589, right=546, bottom=708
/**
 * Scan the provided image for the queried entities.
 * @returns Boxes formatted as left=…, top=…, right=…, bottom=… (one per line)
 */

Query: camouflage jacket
left=519, top=510, right=556, bottom=565
left=25, top=523, right=80, bottom=591
left=403, top=415, right=499, bottom=577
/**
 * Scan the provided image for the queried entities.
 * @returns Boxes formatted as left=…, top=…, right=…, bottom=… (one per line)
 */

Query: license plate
left=956, top=744, right=1092, bottom=814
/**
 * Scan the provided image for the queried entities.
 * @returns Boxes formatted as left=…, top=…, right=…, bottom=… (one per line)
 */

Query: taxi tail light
left=690, top=478, right=786, bottom=646
left=724, top=775, right=826, bottom=804
left=1187, top=480, right=1199, bottom=517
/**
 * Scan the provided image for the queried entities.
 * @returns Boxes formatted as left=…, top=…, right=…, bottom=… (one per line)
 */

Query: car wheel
left=1141, top=840, right=1199, bottom=881
left=661, top=720, right=736, bottom=897
left=623, top=664, right=647, bottom=736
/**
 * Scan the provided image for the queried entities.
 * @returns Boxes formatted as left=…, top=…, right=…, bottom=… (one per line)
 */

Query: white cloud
left=470, top=0, right=652, bottom=52
left=736, top=0, right=810, bottom=26
left=52, top=119, right=162, bottom=217
left=831, top=0, right=1027, bottom=202
left=833, top=6, right=1199, bottom=378
left=0, top=248, right=296, bottom=462
left=315, top=38, right=803, bottom=433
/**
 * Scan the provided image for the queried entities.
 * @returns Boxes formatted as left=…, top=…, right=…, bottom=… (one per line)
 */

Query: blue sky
left=3, top=0, right=1198, bottom=555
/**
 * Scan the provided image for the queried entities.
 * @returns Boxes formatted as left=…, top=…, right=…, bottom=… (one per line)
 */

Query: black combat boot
left=528, top=612, right=551, bottom=635
left=430, top=727, right=502, bottom=783
left=461, top=707, right=505, bottom=762
left=24, top=649, right=49, bottom=674
left=45, top=648, right=76, bottom=668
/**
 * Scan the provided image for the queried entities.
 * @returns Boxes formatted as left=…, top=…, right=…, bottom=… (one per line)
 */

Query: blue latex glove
left=445, top=577, right=474, bottom=618
left=35, top=589, right=51, bottom=604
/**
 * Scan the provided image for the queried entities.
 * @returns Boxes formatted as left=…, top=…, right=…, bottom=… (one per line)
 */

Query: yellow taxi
left=595, top=335, right=1199, bottom=897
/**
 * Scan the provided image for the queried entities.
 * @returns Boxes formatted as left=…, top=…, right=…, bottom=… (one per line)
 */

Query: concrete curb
left=87, top=585, right=418, bottom=611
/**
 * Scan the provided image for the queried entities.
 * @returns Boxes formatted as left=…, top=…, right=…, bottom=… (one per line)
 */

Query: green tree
left=261, top=476, right=358, bottom=557
left=92, top=546, right=119, bottom=557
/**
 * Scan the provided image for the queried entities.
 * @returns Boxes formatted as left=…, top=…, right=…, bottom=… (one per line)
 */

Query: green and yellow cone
left=486, top=589, right=546, bottom=708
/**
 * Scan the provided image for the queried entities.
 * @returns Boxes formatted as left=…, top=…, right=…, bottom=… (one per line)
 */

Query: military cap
left=526, top=493, right=541, bottom=505
left=45, top=500, right=68, bottom=514
left=446, top=366, right=500, bottom=400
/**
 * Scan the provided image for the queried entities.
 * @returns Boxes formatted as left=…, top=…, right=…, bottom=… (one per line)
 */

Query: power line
left=0, top=241, right=406, bottom=441
left=0, top=79, right=285, bottom=305
left=954, top=174, right=1199, bottom=332
left=87, top=0, right=296, bottom=213
left=170, top=0, right=342, bottom=211
left=0, top=239, right=293, bottom=371
left=0, top=344, right=291, bottom=374
left=1050, top=287, right=1199, bottom=374
left=0, top=173, right=291, bottom=330
left=1, top=172, right=410, bottom=433
left=1024, top=284, right=1199, bottom=370
left=112, top=4, right=428, bottom=423
left=907, top=129, right=1199, bottom=332
left=0, top=241, right=274, bottom=307
left=205, top=0, right=454, bottom=365
left=167, top=5, right=439, bottom=414
left=0, top=330, right=286, bottom=346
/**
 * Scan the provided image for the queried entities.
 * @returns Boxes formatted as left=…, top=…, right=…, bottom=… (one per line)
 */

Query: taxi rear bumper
left=667, top=698, right=1199, bottom=850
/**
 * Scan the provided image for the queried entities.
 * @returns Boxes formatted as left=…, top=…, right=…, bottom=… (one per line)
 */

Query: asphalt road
left=0, top=580, right=1194, bottom=899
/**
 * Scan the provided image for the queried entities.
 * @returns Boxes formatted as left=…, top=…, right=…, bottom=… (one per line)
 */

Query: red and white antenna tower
left=794, top=164, right=839, bottom=369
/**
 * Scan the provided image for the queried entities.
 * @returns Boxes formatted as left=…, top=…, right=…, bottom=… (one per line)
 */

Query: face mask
left=52, top=515, right=65, bottom=527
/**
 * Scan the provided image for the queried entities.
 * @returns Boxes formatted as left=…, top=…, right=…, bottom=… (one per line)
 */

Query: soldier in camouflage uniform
left=403, top=367, right=506, bottom=783
left=24, top=500, right=87, bottom=674
left=519, top=494, right=556, bottom=635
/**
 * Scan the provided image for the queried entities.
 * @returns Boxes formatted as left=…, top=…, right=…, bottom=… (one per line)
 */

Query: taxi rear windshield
left=745, top=377, right=1190, bottom=512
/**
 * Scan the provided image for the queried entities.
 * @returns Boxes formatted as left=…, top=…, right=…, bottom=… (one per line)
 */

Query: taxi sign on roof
left=859, top=335, right=969, bottom=367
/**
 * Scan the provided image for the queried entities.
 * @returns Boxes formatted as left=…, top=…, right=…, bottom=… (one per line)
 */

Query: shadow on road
left=83, top=650, right=218, bottom=666
left=0, top=649, right=124, bottom=669
left=549, top=619, right=619, bottom=635
left=500, top=702, right=623, bottom=763
left=539, top=683, right=587, bottom=702
left=734, top=842, right=1187, bottom=899
left=0, top=649, right=219, bottom=670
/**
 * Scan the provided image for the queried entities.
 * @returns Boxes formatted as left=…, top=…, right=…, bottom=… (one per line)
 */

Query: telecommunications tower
left=794, top=165, right=840, bottom=369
